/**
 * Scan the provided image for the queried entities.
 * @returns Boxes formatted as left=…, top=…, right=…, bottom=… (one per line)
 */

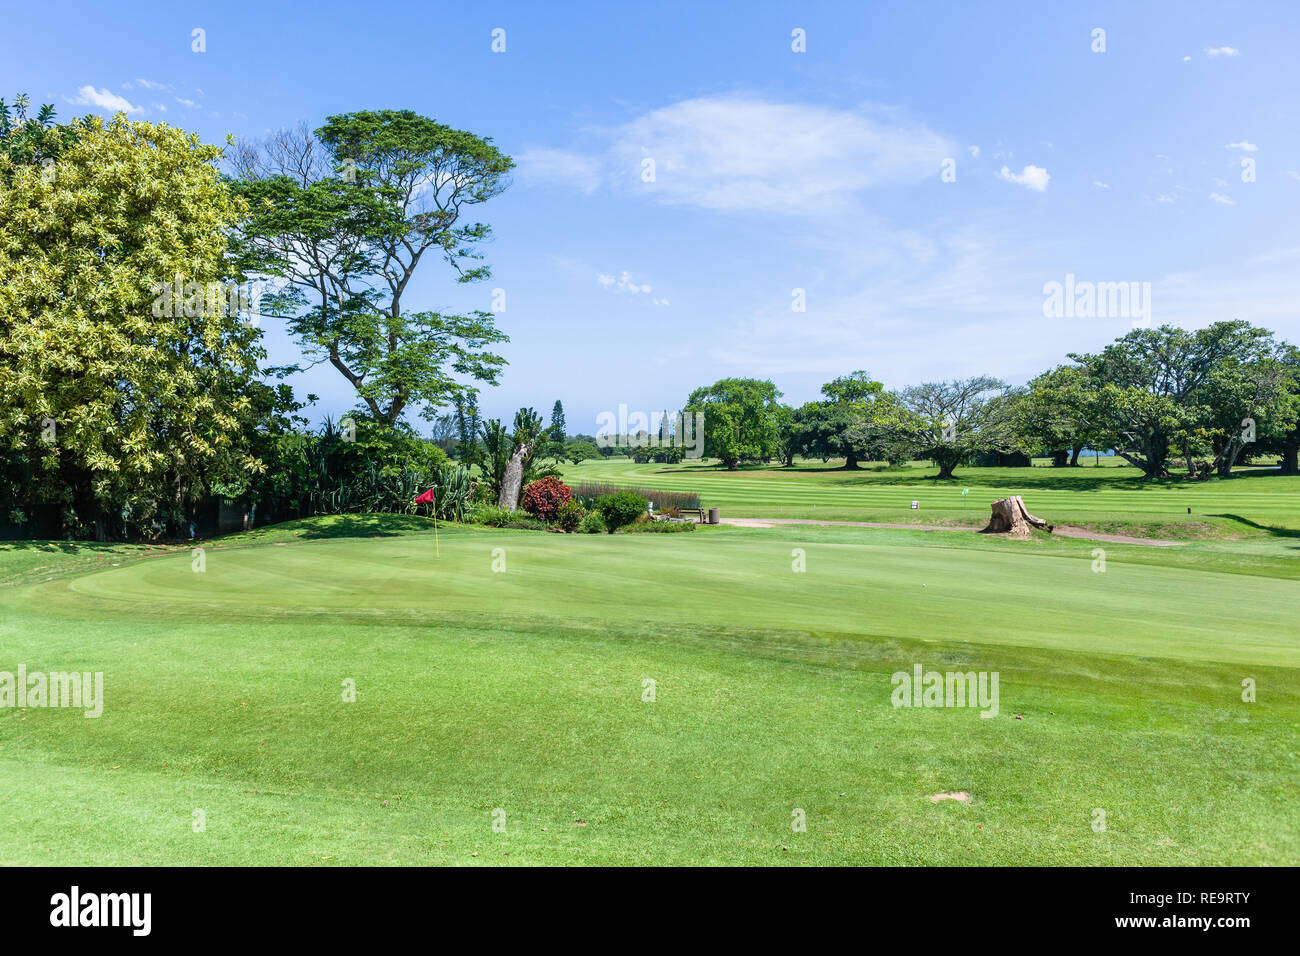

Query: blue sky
left=6, top=0, right=1300, bottom=434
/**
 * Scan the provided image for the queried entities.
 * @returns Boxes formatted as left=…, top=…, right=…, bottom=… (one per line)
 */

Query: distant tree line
left=683, top=322, right=1300, bottom=479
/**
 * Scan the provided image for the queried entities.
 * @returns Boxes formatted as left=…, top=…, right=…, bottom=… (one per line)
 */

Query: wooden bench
left=677, top=507, right=706, bottom=523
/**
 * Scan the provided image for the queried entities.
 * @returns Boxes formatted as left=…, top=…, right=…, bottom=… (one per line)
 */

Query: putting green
left=2, top=518, right=1296, bottom=865
left=66, top=525, right=1299, bottom=666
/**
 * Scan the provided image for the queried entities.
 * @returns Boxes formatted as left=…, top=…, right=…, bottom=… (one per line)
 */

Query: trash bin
left=708, top=507, right=719, bottom=525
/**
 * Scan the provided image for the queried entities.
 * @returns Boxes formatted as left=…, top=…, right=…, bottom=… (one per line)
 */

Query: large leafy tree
left=230, top=111, right=513, bottom=427
left=1014, top=366, right=1103, bottom=466
left=684, top=378, right=783, bottom=469
left=0, top=113, right=264, bottom=539
left=794, top=371, right=890, bottom=469
left=899, top=376, right=1018, bottom=479
left=1068, top=322, right=1278, bottom=479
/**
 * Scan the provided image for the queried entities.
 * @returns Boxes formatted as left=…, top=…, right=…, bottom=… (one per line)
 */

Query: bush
left=468, top=504, right=512, bottom=527
left=570, top=483, right=700, bottom=512
left=521, top=476, right=573, bottom=522
left=597, top=491, right=648, bottom=532
left=624, top=518, right=696, bottom=533
left=555, top=499, right=585, bottom=533
left=468, top=504, right=548, bottom=530
left=578, top=511, right=607, bottom=534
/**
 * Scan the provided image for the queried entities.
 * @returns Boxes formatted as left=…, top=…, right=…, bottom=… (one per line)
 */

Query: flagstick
left=432, top=504, right=439, bottom=558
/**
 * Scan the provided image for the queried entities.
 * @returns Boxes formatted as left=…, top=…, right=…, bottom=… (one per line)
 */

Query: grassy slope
left=1, top=512, right=1296, bottom=865
left=559, top=457, right=1300, bottom=539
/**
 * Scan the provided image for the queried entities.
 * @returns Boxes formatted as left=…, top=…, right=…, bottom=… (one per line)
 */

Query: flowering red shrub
left=521, top=476, right=574, bottom=523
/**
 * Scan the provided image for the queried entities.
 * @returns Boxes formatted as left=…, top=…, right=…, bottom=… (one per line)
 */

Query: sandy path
left=717, top=516, right=1186, bottom=547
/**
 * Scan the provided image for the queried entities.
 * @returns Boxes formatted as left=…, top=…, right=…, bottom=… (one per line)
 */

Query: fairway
left=2, top=514, right=1296, bottom=865
left=560, top=458, right=1300, bottom=538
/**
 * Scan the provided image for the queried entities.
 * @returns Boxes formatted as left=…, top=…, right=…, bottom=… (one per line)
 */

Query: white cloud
left=69, top=85, right=142, bottom=114
left=1155, top=193, right=1178, bottom=204
left=1204, top=46, right=1239, bottom=57
left=597, top=270, right=653, bottom=295
left=1209, top=192, right=1235, bottom=205
left=968, top=145, right=980, bottom=158
left=651, top=297, right=671, bottom=307
left=1225, top=140, right=1258, bottom=152
left=1183, top=55, right=1191, bottom=62
left=135, top=78, right=169, bottom=90
left=518, top=147, right=602, bottom=193
left=996, top=164, right=1050, bottom=192
left=1093, top=181, right=1110, bottom=189
left=1288, top=170, right=1300, bottom=181
left=521, top=94, right=954, bottom=215
left=174, top=97, right=199, bottom=109
left=153, top=103, right=167, bottom=113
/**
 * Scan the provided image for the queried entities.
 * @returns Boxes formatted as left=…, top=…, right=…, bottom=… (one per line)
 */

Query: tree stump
left=981, top=496, right=1053, bottom=537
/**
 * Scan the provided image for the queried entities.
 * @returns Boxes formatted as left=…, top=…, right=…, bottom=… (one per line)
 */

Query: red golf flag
left=414, top=488, right=436, bottom=505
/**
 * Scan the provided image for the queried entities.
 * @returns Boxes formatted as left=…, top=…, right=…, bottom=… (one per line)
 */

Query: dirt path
left=717, top=517, right=1186, bottom=547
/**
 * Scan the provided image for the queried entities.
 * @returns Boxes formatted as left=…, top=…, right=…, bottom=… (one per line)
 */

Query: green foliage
left=684, top=377, right=783, bottom=469
left=554, top=499, right=585, bottom=532
left=564, top=441, right=601, bottom=465
left=622, top=518, right=696, bottom=533
left=248, top=417, right=449, bottom=519
left=1068, top=322, right=1297, bottom=478
left=597, top=491, right=648, bottom=531
left=569, top=483, right=699, bottom=511
left=468, top=503, right=545, bottom=530
left=433, top=464, right=471, bottom=521
left=0, top=113, right=264, bottom=539
left=549, top=400, right=566, bottom=441
left=0, top=94, right=84, bottom=178
left=577, top=510, right=607, bottom=534
left=899, top=376, right=1018, bottom=479
left=230, top=111, right=513, bottom=425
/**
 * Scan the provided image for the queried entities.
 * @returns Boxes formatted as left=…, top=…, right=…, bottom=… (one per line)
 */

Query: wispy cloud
left=520, top=94, right=954, bottom=215
left=1225, top=140, right=1258, bottom=152
left=174, top=97, right=199, bottom=109
left=598, top=270, right=652, bottom=294
left=1208, top=192, right=1235, bottom=205
left=68, top=85, right=142, bottom=114
left=996, top=164, right=1050, bottom=192
left=1204, top=46, right=1240, bottom=57
left=1093, top=181, right=1110, bottom=189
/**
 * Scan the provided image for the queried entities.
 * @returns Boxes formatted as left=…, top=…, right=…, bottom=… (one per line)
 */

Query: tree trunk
left=1070, top=443, right=1083, bottom=466
left=980, top=496, right=1053, bottom=537
left=497, top=439, right=535, bottom=510
left=1051, top=449, right=1068, bottom=468
left=1282, top=435, right=1299, bottom=475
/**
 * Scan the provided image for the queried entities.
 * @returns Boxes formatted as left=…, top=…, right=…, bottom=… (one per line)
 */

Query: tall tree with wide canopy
left=0, top=113, right=265, bottom=539
left=684, top=378, right=783, bottom=469
left=230, top=110, right=513, bottom=427
left=1068, top=322, right=1281, bottom=479
left=899, top=376, right=1018, bottom=479
left=795, top=371, right=891, bottom=469
left=1014, top=366, right=1103, bottom=466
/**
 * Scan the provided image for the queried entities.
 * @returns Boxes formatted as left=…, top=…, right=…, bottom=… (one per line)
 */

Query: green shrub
left=555, top=499, right=585, bottom=533
left=623, top=518, right=696, bottom=533
left=570, top=483, right=700, bottom=511
left=597, top=491, right=648, bottom=532
left=468, top=504, right=514, bottom=527
left=503, top=515, right=546, bottom=530
left=578, top=511, right=607, bottom=534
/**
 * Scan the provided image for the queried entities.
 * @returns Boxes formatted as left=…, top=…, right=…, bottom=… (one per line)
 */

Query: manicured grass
left=1, top=512, right=1296, bottom=865
left=559, top=457, right=1300, bottom=538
